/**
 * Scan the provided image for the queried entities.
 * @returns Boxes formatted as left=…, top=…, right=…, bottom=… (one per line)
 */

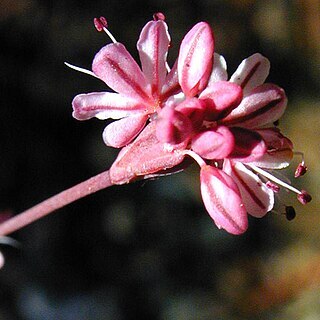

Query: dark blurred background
left=0, top=0, right=319, bottom=319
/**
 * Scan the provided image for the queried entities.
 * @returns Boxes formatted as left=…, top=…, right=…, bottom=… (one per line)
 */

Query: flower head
left=69, top=14, right=311, bottom=235
left=70, top=14, right=173, bottom=147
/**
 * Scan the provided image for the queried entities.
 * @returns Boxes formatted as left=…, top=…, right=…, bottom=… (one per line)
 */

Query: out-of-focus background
left=0, top=0, right=319, bottom=319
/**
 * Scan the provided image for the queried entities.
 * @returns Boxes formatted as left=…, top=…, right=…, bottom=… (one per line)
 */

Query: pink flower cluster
left=70, top=14, right=311, bottom=235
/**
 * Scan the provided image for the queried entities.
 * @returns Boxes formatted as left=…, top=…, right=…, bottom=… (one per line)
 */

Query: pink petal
left=178, top=22, right=214, bottom=97
left=220, top=83, right=287, bottom=128
left=102, top=114, right=148, bottom=148
left=161, top=60, right=181, bottom=100
left=253, top=128, right=293, bottom=169
left=110, top=121, right=188, bottom=184
left=207, top=53, right=228, bottom=85
left=137, top=20, right=170, bottom=97
left=92, top=43, right=152, bottom=102
left=156, top=106, right=193, bottom=144
left=228, top=127, right=267, bottom=162
left=175, top=97, right=206, bottom=129
left=192, top=126, right=235, bottom=160
left=200, top=81, right=243, bottom=120
left=223, top=160, right=274, bottom=217
left=200, top=165, right=248, bottom=235
left=230, top=53, right=270, bottom=95
left=72, top=92, right=147, bottom=120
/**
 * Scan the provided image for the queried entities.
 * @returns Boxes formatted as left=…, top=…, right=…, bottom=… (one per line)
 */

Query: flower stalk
left=0, top=170, right=113, bottom=236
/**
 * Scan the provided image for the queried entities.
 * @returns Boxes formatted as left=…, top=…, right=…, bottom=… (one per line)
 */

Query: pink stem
left=0, top=170, right=113, bottom=236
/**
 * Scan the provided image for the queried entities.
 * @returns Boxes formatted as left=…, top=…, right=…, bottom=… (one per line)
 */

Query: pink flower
left=154, top=53, right=310, bottom=234
left=193, top=54, right=310, bottom=234
left=70, top=15, right=213, bottom=149
left=105, top=19, right=311, bottom=235
left=0, top=14, right=311, bottom=239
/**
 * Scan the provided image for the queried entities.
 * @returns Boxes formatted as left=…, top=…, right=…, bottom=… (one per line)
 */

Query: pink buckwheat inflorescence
left=0, top=13, right=311, bottom=239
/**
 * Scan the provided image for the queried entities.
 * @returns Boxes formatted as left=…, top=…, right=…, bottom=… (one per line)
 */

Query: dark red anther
left=285, top=206, right=296, bottom=221
left=94, top=17, right=108, bottom=32
left=295, top=163, right=307, bottom=178
left=266, top=181, right=280, bottom=193
left=153, top=12, right=165, bottom=21
left=297, top=190, right=312, bottom=205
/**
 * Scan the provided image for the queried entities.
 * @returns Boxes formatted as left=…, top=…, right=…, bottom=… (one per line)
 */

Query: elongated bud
left=178, top=22, right=214, bottom=97
left=191, top=126, right=235, bottom=160
left=200, top=165, right=248, bottom=235
left=156, top=106, right=193, bottom=144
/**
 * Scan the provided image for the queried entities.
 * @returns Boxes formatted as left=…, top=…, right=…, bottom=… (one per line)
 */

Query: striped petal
left=137, top=20, right=170, bottom=97
left=207, top=53, right=228, bottom=85
left=200, top=165, right=248, bottom=235
left=230, top=53, right=270, bottom=96
left=92, top=43, right=152, bottom=102
left=178, top=22, right=214, bottom=97
left=191, top=126, right=235, bottom=160
left=220, top=83, right=287, bottom=129
left=228, top=127, right=267, bottom=163
left=161, top=60, right=181, bottom=99
left=102, top=114, right=148, bottom=148
left=253, top=128, right=294, bottom=169
left=72, top=92, right=147, bottom=120
left=223, top=160, right=274, bottom=217
left=200, top=81, right=243, bottom=120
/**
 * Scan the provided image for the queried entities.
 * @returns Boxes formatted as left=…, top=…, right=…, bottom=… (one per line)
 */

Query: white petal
left=72, top=92, right=147, bottom=120
left=230, top=53, right=270, bottom=95
left=208, top=53, right=228, bottom=85
left=224, top=160, right=274, bottom=218
left=103, top=114, right=148, bottom=148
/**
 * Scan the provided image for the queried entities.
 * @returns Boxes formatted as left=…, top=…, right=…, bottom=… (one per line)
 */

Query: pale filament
left=248, top=164, right=302, bottom=195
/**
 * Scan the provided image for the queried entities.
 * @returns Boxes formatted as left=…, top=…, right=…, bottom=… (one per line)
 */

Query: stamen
left=285, top=206, right=296, bottom=221
left=297, top=190, right=312, bottom=205
left=64, top=62, right=98, bottom=78
left=153, top=12, right=166, bottom=21
left=295, top=163, right=307, bottom=178
left=94, top=16, right=108, bottom=31
left=93, top=16, right=117, bottom=43
left=181, top=150, right=206, bottom=168
left=248, top=164, right=302, bottom=195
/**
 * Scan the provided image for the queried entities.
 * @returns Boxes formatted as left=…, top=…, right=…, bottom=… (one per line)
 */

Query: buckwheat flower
left=151, top=51, right=311, bottom=234
left=69, top=14, right=213, bottom=149
left=0, top=14, right=311, bottom=239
